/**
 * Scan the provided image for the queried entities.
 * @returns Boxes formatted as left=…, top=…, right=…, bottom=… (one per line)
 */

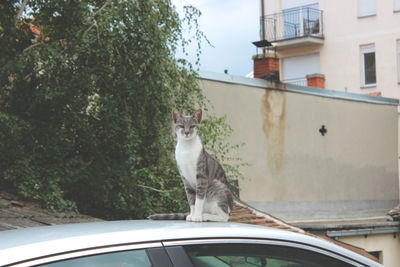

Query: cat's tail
left=147, top=213, right=188, bottom=220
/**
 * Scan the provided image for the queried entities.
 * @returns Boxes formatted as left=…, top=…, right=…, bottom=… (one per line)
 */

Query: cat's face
left=172, top=109, right=202, bottom=141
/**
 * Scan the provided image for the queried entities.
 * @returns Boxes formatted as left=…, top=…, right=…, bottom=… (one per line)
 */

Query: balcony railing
left=260, top=7, right=324, bottom=43
left=283, top=77, right=308, bottom=87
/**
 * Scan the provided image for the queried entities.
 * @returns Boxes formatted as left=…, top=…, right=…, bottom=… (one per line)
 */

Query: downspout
left=260, top=0, right=266, bottom=54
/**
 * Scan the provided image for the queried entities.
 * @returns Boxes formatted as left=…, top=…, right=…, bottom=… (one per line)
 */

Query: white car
left=0, top=220, right=383, bottom=267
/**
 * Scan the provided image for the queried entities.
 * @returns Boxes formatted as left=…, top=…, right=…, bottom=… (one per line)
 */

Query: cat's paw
left=190, top=214, right=203, bottom=222
left=186, top=214, right=193, bottom=222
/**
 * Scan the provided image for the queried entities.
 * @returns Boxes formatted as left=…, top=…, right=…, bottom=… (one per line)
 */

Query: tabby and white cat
left=149, top=109, right=233, bottom=222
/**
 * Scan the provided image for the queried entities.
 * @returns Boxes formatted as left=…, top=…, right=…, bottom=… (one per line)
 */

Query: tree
left=0, top=0, right=244, bottom=219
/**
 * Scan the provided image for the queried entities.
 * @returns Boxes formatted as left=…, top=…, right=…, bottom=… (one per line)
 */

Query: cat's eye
left=190, top=125, right=196, bottom=129
left=177, top=125, right=184, bottom=128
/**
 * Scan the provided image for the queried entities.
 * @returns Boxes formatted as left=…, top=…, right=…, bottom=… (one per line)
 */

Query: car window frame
left=9, top=242, right=170, bottom=267
left=7, top=237, right=372, bottom=267
left=163, top=238, right=369, bottom=267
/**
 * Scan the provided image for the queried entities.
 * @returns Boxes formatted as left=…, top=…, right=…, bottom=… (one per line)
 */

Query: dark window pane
left=40, top=249, right=152, bottom=267
left=364, top=52, right=376, bottom=85
left=185, top=243, right=355, bottom=267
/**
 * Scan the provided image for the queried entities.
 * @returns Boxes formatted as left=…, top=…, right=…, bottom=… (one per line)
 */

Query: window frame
left=361, top=44, right=377, bottom=88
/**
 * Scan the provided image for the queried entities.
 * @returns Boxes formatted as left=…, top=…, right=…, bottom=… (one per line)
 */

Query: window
left=282, top=53, right=320, bottom=86
left=369, top=251, right=383, bottom=263
left=281, top=0, right=318, bottom=10
left=397, top=40, right=400, bottom=82
left=184, top=243, right=354, bottom=267
left=359, top=0, right=376, bottom=17
left=361, top=45, right=376, bottom=87
left=41, top=249, right=152, bottom=267
left=395, top=0, right=400, bottom=11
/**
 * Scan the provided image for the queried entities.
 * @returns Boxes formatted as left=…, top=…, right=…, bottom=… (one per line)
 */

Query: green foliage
left=200, top=115, right=248, bottom=196
left=0, top=0, right=244, bottom=219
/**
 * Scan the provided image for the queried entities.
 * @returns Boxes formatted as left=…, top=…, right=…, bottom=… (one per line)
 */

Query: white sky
left=171, top=0, right=260, bottom=76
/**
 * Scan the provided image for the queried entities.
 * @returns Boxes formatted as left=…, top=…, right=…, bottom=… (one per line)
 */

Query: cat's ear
left=172, top=109, right=181, bottom=123
left=194, top=109, right=202, bottom=123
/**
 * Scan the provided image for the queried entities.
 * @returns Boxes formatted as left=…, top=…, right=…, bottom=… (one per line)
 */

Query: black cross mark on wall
left=319, top=125, right=327, bottom=136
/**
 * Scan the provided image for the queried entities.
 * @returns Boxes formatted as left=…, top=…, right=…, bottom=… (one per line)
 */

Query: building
left=257, top=0, right=400, bottom=98
left=247, top=1, right=400, bottom=265
left=199, top=71, right=400, bottom=266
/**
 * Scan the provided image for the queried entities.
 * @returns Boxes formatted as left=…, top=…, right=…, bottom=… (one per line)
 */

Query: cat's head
left=172, top=109, right=202, bottom=140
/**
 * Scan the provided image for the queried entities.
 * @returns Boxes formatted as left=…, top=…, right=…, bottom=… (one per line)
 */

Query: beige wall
left=200, top=76, right=398, bottom=204
left=339, top=234, right=400, bottom=266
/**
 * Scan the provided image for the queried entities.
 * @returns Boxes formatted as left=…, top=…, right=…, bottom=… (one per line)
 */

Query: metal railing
left=283, top=78, right=308, bottom=87
left=260, top=7, right=323, bottom=43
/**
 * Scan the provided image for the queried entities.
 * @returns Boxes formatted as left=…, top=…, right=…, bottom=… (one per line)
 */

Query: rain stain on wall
left=261, top=89, right=287, bottom=176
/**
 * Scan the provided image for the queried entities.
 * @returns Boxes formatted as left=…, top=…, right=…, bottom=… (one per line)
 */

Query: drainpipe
left=261, top=0, right=265, bottom=54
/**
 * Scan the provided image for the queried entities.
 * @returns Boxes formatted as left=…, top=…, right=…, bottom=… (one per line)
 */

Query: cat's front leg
left=191, top=173, right=208, bottom=222
left=186, top=205, right=196, bottom=222
left=183, top=179, right=196, bottom=221
left=191, top=198, right=205, bottom=222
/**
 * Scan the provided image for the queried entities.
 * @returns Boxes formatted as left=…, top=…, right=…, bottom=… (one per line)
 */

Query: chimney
left=252, top=53, right=280, bottom=81
left=306, top=73, right=325, bottom=88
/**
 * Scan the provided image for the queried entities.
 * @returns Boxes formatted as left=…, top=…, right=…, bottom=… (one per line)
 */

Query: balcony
left=260, top=7, right=324, bottom=50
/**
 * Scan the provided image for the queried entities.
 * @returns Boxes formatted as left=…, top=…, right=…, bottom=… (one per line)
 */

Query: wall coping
left=198, top=70, right=399, bottom=106
left=252, top=53, right=279, bottom=60
left=306, top=73, right=325, bottom=79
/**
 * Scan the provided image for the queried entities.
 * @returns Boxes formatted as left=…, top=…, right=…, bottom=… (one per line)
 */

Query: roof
left=0, top=191, right=102, bottom=231
left=230, top=200, right=308, bottom=234
left=0, top=220, right=382, bottom=267
left=0, top=191, right=303, bottom=234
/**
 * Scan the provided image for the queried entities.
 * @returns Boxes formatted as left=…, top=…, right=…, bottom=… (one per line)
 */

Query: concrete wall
left=339, top=234, right=400, bottom=266
left=199, top=72, right=399, bottom=220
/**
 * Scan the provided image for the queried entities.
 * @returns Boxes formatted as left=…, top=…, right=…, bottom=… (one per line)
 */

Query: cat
left=148, top=109, right=233, bottom=222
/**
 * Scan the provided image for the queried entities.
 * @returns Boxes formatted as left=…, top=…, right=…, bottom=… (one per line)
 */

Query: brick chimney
left=252, top=53, right=279, bottom=81
left=306, top=73, right=325, bottom=88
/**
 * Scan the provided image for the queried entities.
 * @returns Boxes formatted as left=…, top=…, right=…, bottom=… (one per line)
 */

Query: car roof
left=0, top=220, right=381, bottom=266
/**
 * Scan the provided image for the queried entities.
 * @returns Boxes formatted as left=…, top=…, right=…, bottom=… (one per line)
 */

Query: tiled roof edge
left=234, top=199, right=306, bottom=234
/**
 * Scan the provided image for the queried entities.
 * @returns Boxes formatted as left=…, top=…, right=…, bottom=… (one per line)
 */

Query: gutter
left=296, top=220, right=400, bottom=238
left=327, top=226, right=400, bottom=238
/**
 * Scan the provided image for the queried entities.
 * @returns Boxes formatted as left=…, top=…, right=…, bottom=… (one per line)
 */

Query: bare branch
left=137, top=184, right=169, bottom=193
left=91, top=0, right=112, bottom=19
left=82, top=0, right=111, bottom=37
left=14, top=0, right=29, bottom=26
left=23, top=42, right=43, bottom=52
left=83, top=19, right=99, bottom=38
left=83, top=22, right=95, bottom=36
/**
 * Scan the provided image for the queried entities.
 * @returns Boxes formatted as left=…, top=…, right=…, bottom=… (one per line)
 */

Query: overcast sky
left=171, top=0, right=260, bottom=77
